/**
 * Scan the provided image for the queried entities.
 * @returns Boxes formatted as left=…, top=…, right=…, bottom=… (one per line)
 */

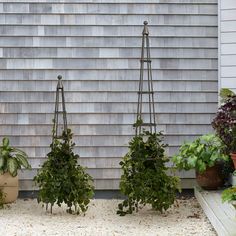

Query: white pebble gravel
left=0, top=198, right=216, bottom=236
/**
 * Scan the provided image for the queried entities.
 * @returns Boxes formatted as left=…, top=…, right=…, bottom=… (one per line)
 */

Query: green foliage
left=133, top=117, right=143, bottom=128
left=0, top=137, right=31, bottom=177
left=220, top=88, right=235, bottom=104
left=0, top=188, right=5, bottom=209
left=212, top=94, right=236, bottom=154
left=172, top=134, right=229, bottom=174
left=117, top=130, right=180, bottom=216
left=222, top=187, right=236, bottom=203
left=212, top=91, right=236, bottom=174
left=34, top=129, right=94, bottom=214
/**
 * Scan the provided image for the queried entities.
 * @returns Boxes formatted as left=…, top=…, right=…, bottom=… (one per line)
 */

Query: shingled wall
left=0, top=0, right=218, bottom=190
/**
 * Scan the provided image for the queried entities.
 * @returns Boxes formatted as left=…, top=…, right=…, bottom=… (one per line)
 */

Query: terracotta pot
left=0, top=172, right=18, bottom=203
left=230, top=153, right=236, bottom=169
left=196, top=164, right=224, bottom=190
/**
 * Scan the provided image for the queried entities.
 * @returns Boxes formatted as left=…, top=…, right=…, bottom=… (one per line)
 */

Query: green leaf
left=2, top=137, right=9, bottom=147
left=220, top=88, right=235, bottom=103
left=222, top=187, right=236, bottom=203
left=7, top=158, right=18, bottom=177
left=1, top=150, right=9, bottom=157
left=0, top=156, right=4, bottom=169
left=15, top=154, right=31, bottom=169
left=210, top=153, right=219, bottom=162
left=197, top=159, right=206, bottom=173
left=187, top=156, right=197, bottom=168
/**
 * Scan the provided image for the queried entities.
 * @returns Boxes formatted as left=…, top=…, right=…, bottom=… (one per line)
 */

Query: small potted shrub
left=222, top=186, right=236, bottom=210
left=117, top=130, right=180, bottom=216
left=34, top=129, right=94, bottom=214
left=172, top=134, right=229, bottom=190
left=0, top=137, right=31, bottom=203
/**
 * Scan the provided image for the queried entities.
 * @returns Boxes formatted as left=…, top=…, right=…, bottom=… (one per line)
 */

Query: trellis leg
left=53, top=75, right=68, bottom=141
left=135, top=21, right=157, bottom=135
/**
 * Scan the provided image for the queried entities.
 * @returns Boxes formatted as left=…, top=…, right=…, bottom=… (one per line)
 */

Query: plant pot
left=230, top=153, right=236, bottom=169
left=229, top=173, right=236, bottom=186
left=0, top=172, right=18, bottom=203
left=196, top=164, right=224, bottom=190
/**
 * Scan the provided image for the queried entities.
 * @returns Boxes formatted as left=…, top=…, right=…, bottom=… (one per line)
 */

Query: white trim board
left=195, top=187, right=236, bottom=236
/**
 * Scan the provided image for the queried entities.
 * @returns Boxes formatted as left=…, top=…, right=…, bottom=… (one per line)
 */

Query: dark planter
left=230, top=153, right=236, bottom=169
left=196, top=164, right=224, bottom=190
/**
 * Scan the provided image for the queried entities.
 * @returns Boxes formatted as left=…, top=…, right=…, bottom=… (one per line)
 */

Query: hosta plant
left=222, top=186, right=236, bottom=209
left=34, top=129, right=94, bottom=214
left=0, top=137, right=31, bottom=177
left=117, top=130, right=180, bottom=216
left=172, top=134, right=229, bottom=173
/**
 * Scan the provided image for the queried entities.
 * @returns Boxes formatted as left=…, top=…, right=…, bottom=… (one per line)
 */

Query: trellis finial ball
left=144, top=21, right=148, bottom=25
left=57, top=75, right=62, bottom=80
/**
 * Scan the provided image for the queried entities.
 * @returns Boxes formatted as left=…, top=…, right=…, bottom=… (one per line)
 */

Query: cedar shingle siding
left=0, top=0, right=218, bottom=190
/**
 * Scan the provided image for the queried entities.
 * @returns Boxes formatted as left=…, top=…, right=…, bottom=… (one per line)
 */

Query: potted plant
left=34, top=129, right=94, bottom=214
left=0, top=137, right=31, bottom=203
left=117, top=130, right=180, bottom=216
left=172, top=134, right=229, bottom=190
left=230, top=126, right=236, bottom=169
left=222, top=186, right=236, bottom=210
left=212, top=94, right=236, bottom=171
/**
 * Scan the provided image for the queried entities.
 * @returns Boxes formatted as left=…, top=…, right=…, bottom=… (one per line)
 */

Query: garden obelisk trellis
left=136, top=21, right=157, bottom=135
left=53, top=75, right=68, bottom=140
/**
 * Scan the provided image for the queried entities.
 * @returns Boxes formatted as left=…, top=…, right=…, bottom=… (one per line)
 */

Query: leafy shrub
left=222, top=186, right=236, bottom=203
left=0, top=137, right=31, bottom=177
left=34, top=129, right=94, bottom=214
left=212, top=95, right=236, bottom=154
left=172, top=134, right=229, bottom=173
left=219, top=88, right=235, bottom=104
left=117, top=131, right=180, bottom=216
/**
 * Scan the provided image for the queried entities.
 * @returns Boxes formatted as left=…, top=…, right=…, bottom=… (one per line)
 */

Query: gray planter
left=229, top=173, right=236, bottom=186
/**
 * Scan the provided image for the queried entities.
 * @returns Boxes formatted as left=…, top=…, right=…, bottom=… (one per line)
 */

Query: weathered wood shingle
left=0, top=0, right=218, bottom=190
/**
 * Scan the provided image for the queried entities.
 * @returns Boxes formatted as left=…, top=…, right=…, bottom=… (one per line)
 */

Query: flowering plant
left=212, top=95, right=236, bottom=154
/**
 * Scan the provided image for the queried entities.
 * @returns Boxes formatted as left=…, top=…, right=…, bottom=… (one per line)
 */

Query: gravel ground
left=0, top=198, right=216, bottom=236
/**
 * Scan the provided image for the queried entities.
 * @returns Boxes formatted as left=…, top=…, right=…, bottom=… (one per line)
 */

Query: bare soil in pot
left=196, top=164, right=224, bottom=190
left=0, top=172, right=18, bottom=203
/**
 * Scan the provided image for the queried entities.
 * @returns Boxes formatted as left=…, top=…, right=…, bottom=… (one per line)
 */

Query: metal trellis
left=136, top=21, right=157, bottom=135
left=53, top=75, right=68, bottom=141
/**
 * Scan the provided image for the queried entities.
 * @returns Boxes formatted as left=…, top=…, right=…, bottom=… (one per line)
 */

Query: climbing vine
left=117, top=130, right=180, bottom=216
left=34, top=129, right=94, bottom=214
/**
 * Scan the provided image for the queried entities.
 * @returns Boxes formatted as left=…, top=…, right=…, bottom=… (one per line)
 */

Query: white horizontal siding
left=219, top=0, right=236, bottom=90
